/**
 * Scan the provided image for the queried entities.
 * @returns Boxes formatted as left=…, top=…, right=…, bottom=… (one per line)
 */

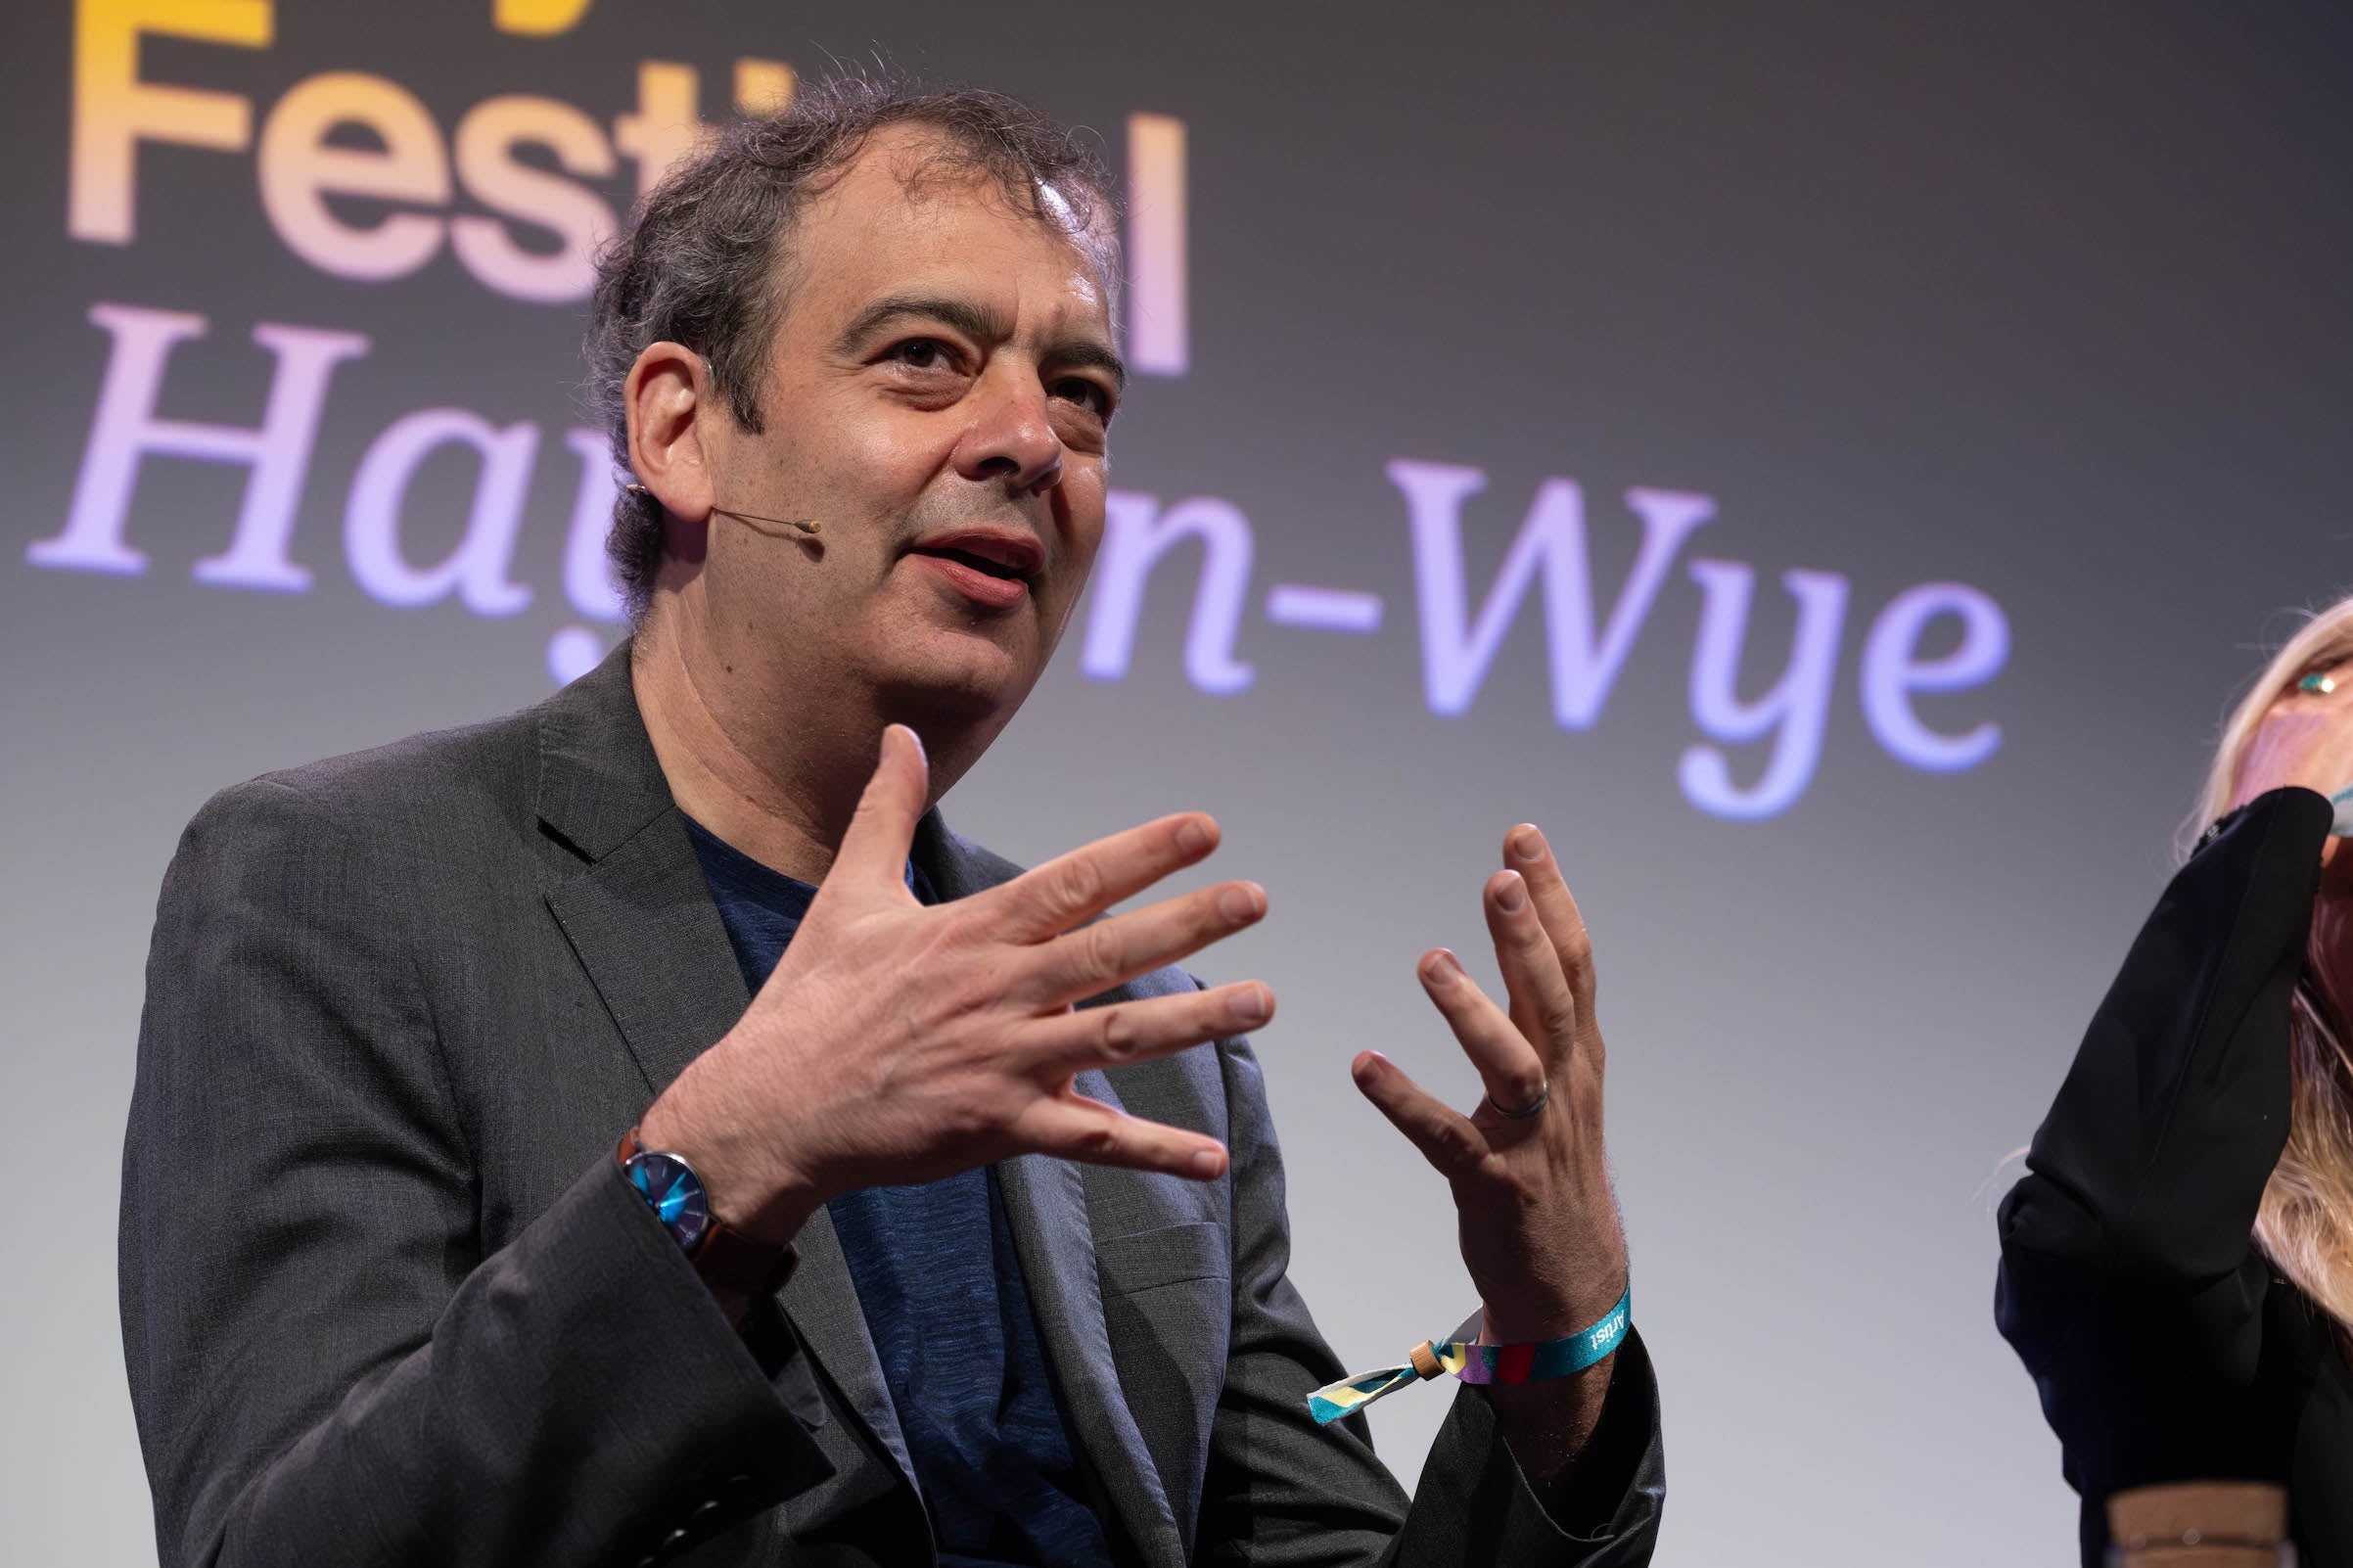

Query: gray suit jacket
left=119, top=646, right=1665, bottom=1568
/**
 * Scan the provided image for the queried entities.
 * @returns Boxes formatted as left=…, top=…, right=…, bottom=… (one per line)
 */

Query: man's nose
left=952, top=366, right=1064, bottom=495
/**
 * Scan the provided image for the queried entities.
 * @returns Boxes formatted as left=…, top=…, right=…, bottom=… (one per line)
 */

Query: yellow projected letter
left=493, top=0, right=593, bottom=36
left=735, top=59, right=797, bottom=116
left=70, top=0, right=272, bottom=244
left=1126, top=113, right=1187, bottom=377
left=258, top=72, right=450, bottom=281
left=453, top=96, right=617, bottom=302
left=614, top=63, right=699, bottom=201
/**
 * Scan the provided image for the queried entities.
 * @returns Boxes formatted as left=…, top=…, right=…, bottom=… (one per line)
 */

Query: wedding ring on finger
left=1484, top=1082, right=1550, bottom=1121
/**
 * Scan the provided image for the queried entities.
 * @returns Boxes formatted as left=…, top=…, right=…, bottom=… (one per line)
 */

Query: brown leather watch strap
left=617, top=1128, right=800, bottom=1299
left=692, top=1219, right=801, bottom=1298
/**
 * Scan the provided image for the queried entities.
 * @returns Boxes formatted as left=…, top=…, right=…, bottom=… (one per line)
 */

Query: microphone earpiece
left=623, top=483, right=821, bottom=537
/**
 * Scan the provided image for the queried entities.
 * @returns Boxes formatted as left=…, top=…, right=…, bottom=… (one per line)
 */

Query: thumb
left=832, top=724, right=929, bottom=890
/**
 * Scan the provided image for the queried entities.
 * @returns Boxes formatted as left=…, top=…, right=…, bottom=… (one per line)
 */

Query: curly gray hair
left=582, top=73, right=1122, bottom=623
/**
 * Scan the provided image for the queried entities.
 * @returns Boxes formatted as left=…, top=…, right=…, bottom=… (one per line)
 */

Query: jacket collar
left=532, top=643, right=926, bottom=1501
left=531, top=639, right=1183, bottom=1564
left=533, top=639, right=676, bottom=864
left=913, top=801, right=1186, bottom=1563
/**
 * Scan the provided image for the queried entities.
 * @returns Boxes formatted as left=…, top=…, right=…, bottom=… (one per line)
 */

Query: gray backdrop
left=7, top=2, right=2351, bottom=1561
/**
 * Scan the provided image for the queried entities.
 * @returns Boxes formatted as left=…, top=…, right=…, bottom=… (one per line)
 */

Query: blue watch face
left=625, top=1151, right=711, bottom=1254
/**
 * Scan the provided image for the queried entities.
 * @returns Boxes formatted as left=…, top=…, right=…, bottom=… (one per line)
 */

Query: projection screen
left=7, top=3, right=2352, bottom=1562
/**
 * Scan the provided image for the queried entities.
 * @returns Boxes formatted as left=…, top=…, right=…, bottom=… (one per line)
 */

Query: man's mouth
left=910, top=543, right=1031, bottom=582
left=904, top=530, right=1044, bottom=610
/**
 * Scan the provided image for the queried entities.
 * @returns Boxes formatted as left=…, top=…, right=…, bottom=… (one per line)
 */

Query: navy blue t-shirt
left=682, top=817, right=1112, bottom=1568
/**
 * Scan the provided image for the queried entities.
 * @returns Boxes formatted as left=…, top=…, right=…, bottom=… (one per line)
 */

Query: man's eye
left=1054, top=378, right=1113, bottom=419
left=889, top=339, right=954, bottom=371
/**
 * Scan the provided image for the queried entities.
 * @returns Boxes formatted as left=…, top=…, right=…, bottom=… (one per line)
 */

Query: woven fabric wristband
left=1306, top=1285, right=1632, bottom=1426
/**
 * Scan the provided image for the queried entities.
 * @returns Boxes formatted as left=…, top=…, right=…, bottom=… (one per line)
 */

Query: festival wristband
left=2332, top=783, right=2353, bottom=838
left=1305, top=1285, right=1631, bottom=1426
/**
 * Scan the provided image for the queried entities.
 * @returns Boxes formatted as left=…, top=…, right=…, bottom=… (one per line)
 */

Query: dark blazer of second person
left=2001, top=609, right=2353, bottom=1566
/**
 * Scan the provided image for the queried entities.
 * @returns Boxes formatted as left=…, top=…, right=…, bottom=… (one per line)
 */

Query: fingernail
left=1495, top=872, right=1527, bottom=912
left=1219, top=882, right=1265, bottom=921
left=1176, top=817, right=1215, bottom=855
left=1190, top=1149, right=1224, bottom=1176
left=1422, top=949, right=1462, bottom=984
left=1232, top=985, right=1271, bottom=1025
left=1510, top=825, right=1544, bottom=862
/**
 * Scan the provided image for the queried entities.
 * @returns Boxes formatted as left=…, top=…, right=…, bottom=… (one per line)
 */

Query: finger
left=1018, top=880, right=1267, bottom=1006
left=1483, top=868, right=1579, bottom=1069
left=1505, top=824, right=1598, bottom=1032
left=1021, top=981, right=1273, bottom=1077
left=1418, top=948, right=1548, bottom=1115
left=1015, top=1093, right=1230, bottom=1179
left=983, top=812, right=1222, bottom=944
left=1351, top=1050, right=1491, bottom=1180
left=829, top=725, right=930, bottom=892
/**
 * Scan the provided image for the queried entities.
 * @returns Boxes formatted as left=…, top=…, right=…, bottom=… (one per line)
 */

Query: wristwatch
left=617, top=1127, right=799, bottom=1297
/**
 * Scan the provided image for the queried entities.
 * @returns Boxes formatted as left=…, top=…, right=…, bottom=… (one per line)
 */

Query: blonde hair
left=2194, top=594, right=2353, bottom=1329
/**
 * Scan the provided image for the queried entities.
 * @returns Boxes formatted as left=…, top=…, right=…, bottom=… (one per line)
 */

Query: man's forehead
left=796, top=126, right=1114, bottom=332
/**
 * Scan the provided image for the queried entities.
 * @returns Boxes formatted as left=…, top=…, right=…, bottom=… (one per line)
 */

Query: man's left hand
left=1352, top=822, right=1629, bottom=1468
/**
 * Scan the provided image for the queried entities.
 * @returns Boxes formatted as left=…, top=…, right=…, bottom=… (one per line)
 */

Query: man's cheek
left=1050, top=533, right=1103, bottom=625
left=1063, top=523, right=1104, bottom=585
left=1055, top=476, right=1108, bottom=572
left=837, top=405, right=950, bottom=493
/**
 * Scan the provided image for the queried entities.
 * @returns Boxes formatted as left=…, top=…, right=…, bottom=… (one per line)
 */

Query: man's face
left=692, top=125, right=1124, bottom=725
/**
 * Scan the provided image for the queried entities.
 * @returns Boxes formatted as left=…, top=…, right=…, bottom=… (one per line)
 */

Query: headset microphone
left=623, top=482, right=821, bottom=537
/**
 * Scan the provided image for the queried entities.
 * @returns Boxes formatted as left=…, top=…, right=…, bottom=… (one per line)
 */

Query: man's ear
left=623, top=342, right=717, bottom=524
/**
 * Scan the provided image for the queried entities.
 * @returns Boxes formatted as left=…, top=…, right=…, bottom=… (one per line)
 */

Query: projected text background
left=7, top=4, right=2351, bottom=1564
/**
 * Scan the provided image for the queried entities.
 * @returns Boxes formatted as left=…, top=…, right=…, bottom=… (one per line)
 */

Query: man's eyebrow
left=1053, top=339, right=1128, bottom=393
left=836, top=293, right=1127, bottom=391
left=834, top=295, right=1011, bottom=356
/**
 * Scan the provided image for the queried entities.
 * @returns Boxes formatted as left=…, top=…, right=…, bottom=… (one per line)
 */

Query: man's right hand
left=636, top=723, right=1272, bottom=1251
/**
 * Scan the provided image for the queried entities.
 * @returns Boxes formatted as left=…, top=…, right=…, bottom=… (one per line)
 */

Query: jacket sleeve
left=1995, top=785, right=2332, bottom=1561
left=118, top=778, right=835, bottom=1568
left=1193, top=1035, right=1664, bottom=1567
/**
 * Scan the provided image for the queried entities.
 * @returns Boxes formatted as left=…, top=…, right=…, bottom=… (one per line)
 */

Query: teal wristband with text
left=1306, top=1284, right=1631, bottom=1426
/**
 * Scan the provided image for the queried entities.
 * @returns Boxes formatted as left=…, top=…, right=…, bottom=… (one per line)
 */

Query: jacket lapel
left=917, top=821, right=1186, bottom=1567
left=533, top=643, right=917, bottom=1496
left=540, top=807, right=745, bottom=1103
left=997, top=1136, right=1185, bottom=1568
left=778, top=1204, right=918, bottom=1490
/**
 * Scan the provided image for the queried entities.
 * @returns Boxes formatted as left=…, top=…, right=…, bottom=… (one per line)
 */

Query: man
left=120, top=77, right=1663, bottom=1567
